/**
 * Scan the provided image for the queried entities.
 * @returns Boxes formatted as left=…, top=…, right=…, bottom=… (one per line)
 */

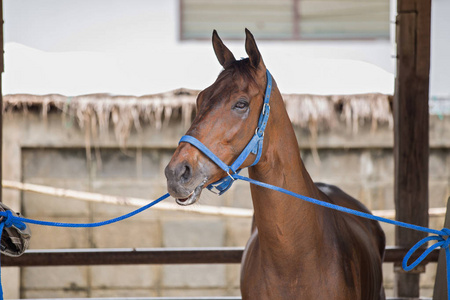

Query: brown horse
left=165, top=29, right=385, bottom=300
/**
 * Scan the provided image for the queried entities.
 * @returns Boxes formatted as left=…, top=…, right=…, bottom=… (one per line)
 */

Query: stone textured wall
left=2, top=111, right=450, bottom=298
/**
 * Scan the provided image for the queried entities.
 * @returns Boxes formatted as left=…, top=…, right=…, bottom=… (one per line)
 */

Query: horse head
left=165, top=29, right=270, bottom=205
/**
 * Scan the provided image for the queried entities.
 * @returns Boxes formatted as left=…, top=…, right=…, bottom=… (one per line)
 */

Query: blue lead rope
left=0, top=193, right=169, bottom=229
left=0, top=67, right=448, bottom=297
left=0, top=193, right=170, bottom=299
left=0, top=181, right=449, bottom=298
left=233, top=174, right=450, bottom=273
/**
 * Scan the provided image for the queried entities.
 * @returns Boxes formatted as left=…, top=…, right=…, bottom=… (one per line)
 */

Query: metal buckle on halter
left=227, top=169, right=237, bottom=181
left=262, top=103, right=270, bottom=116
left=255, top=127, right=264, bottom=138
left=207, top=174, right=235, bottom=195
left=207, top=185, right=221, bottom=195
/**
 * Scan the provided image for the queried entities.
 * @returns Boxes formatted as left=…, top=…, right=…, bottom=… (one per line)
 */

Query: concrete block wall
left=2, top=111, right=450, bottom=298
left=19, top=146, right=250, bottom=297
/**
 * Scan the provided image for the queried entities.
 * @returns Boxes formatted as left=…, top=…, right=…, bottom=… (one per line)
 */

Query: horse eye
left=234, top=100, right=249, bottom=110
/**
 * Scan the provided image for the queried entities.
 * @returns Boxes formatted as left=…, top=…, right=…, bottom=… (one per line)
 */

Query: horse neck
left=248, top=86, right=325, bottom=262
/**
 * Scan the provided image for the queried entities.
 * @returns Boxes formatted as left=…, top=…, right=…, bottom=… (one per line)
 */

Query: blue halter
left=179, top=69, right=273, bottom=195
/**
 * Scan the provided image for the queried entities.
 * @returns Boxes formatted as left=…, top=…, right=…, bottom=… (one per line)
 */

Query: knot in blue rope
left=441, top=228, right=450, bottom=249
left=403, top=228, right=450, bottom=271
left=0, top=210, right=27, bottom=230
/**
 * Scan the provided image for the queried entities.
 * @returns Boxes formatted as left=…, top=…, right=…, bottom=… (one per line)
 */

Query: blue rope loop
left=401, top=228, right=450, bottom=299
left=403, top=228, right=450, bottom=271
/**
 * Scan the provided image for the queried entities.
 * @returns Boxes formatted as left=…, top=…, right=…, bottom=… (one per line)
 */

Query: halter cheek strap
left=179, top=69, right=273, bottom=195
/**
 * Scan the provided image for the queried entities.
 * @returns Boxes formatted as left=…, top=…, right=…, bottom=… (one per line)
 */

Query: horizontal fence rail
left=0, top=246, right=439, bottom=267
left=3, top=180, right=448, bottom=219
left=1, top=247, right=438, bottom=300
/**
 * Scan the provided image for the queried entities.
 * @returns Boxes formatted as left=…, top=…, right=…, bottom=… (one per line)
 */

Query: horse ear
left=212, top=30, right=236, bottom=68
left=245, top=28, right=265, bottom=71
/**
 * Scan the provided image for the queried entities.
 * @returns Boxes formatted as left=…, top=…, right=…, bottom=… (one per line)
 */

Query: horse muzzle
left=164, top=147, right=212, bottom=206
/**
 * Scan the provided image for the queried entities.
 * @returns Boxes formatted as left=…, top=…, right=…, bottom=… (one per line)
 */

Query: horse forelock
left=217, top=58, right=259, bottom=89
left=198, top=58, right=260, bottom=111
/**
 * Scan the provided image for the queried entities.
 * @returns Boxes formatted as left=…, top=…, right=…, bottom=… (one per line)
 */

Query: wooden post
left=394, top=0, right=431, bottom=297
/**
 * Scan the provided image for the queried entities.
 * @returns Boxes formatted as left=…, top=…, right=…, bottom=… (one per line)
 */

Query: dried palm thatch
left=3, top=90, right=393, bottom=152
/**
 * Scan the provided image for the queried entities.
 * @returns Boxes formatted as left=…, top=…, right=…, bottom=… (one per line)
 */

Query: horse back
left=316, top=182, right=386, bottom=300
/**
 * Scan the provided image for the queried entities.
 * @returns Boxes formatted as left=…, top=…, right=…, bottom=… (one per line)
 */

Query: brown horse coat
left=165, top=29, right=385, bottom=300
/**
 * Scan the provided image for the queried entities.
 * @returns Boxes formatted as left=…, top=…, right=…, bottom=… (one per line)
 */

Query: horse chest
left=240, top=229, right=360, bottom=300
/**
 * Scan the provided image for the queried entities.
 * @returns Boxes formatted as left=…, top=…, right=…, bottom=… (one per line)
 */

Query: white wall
left=430, top=0, right=450, bottom=99
left=1, top=0, right=422, bottom=96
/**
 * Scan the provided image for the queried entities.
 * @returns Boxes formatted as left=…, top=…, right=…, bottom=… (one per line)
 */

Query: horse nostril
left=180, top=164, right=192, bottom=182
left=165, top=160, right=194, bottom=184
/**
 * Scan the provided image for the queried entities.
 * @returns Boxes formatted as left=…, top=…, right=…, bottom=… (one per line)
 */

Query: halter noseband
left=179, top=69, right=272, bottom=195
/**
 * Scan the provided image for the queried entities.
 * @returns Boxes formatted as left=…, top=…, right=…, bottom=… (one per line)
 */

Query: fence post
left=394, top=0, right=431, bottom=297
